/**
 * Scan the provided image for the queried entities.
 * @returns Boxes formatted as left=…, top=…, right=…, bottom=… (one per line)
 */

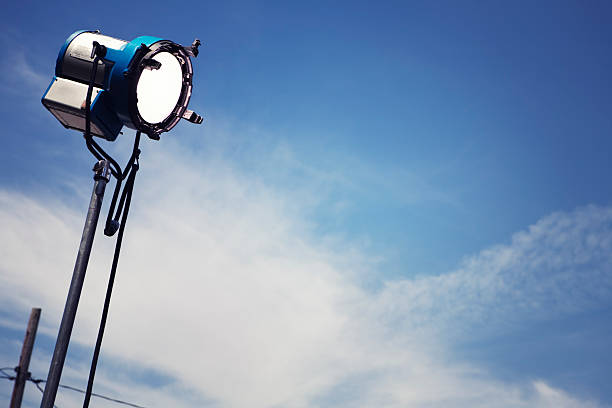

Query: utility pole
left=10, top=307, right=42, bottom=408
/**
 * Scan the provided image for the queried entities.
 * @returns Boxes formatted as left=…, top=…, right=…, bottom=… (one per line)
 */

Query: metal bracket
left=182, top=109, right=203, bottom=124
left=90, top=41, right=107, bottom=59
left=93, top=160, right=111, bottom=182
left=183, top=39, right=201, bottom=57
left=142, top=58, right=162, bottom=70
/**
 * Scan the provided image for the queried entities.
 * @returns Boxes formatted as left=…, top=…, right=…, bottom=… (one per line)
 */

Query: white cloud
left=0, top=50, right=50, bottom=98
left=1, top=138, right=610, bottom=407
left=533, top=381, right=602, bottom=408
left=372, top=204, right=612, bottom=341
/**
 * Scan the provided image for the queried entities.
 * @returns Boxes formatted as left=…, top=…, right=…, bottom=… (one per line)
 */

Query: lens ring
left=128, top=41, right=194, bottom=138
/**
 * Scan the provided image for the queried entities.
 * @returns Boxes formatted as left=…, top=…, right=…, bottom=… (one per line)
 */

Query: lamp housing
left=42, top=30, right=202, bottom=141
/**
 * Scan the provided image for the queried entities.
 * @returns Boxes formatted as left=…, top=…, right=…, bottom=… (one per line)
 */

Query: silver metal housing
left=42, top=77, right=105, bottom=137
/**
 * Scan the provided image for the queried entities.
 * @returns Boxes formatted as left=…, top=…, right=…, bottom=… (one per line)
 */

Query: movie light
left=39, top=30, right=203, bottom=408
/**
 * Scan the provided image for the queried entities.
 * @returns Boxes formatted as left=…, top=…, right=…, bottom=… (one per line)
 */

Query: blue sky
left=1, top=1, right=612, bottom=407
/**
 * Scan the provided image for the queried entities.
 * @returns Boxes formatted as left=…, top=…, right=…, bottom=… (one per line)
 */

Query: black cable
left=84, top=48, right=122, bottom=179
left=89, top=137, right=123, bottom=178
left=83, top=43, right=142, bottom=237
left=28, top=378, right=148, bottom=408
left=61, top=383, right=147, bottom=408
left=80, top=40, right=144, bottom=408
left=83, top=148, right=140, bottom=408
left=0, top=367, right=14, bottom=377
left=105, top=131, right=141, bottom=236
left=32, top=380, right=60, bottom=408
left=1, top=371, right=147, bottom=408
left=0, top=373, right=59, bottom=408
left=0, top=367, right=15, bottom=382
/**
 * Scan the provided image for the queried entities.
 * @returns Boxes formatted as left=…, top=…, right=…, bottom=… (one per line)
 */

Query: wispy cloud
left=372, top=204, right=612, bottom=340
left=0, top=51, right=49, bottom=97
left=1, top=138, right=610, bottom=407
left=0, top=30, right=53, bottom=107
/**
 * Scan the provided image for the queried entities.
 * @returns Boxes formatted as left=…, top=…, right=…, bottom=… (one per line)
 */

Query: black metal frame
left=125, top=41, right=194, bottom=140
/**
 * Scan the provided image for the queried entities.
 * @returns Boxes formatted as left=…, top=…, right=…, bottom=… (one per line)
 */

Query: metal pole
left=40, top=160, right=110, bottom=408
left=10, top=307, right=42, bottom=408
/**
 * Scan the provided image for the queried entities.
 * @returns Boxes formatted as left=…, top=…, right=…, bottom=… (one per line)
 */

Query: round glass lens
left=136, top=52, right=183, bottom=124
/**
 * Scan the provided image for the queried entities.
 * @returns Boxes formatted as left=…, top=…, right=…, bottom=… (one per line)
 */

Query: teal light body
left=42, top=30, right=197, bottom=141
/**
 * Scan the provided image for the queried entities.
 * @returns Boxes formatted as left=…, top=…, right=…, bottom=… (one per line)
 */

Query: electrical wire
left=32, top=380, right=59, bottom=408
left=0, top=367, right=14, bottom=378
left=84, top=44, right=123, bottom=179
left=81, top=41, right=142, bottom=408
left=0, top=369, right=147, bottom=408
left=83, top=154, right=139, bottom=408
left=32, top=378, right=147, bottom=408
left=104, top=131, right=141, bottom=237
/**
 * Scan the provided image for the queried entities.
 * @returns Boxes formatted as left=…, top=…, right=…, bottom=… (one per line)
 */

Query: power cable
left=83, top=154, right=139, bottom=408
left=32, top=380, right=59, bottom=408
left=32, top=378, right=147, bottom=408
left=0, top=368, right=147, bottom=408
left=84, top=44, right=123, bottom=179
left=81, top=41, right=142, bottom=408
left=0, top=367, right=15, bottom=378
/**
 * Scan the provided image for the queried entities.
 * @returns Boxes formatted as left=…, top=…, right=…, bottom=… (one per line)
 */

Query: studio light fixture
left=42, top=30, right=202, bottom=141
left=39, top=30, right=203, bottom=408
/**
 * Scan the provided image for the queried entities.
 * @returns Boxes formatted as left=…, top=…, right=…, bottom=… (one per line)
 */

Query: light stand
left=40, top=160, right=110, bottom=408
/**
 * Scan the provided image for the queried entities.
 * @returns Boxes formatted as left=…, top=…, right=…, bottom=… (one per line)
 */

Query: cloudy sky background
left=2, top=1, right=612, bottom=407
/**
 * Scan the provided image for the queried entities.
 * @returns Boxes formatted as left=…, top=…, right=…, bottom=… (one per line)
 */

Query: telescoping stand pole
left=40, top=160, right=111, bottom=408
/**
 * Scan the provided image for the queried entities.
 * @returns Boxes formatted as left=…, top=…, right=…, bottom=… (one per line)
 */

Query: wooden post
left=10, top=308, right=42, bottom=408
